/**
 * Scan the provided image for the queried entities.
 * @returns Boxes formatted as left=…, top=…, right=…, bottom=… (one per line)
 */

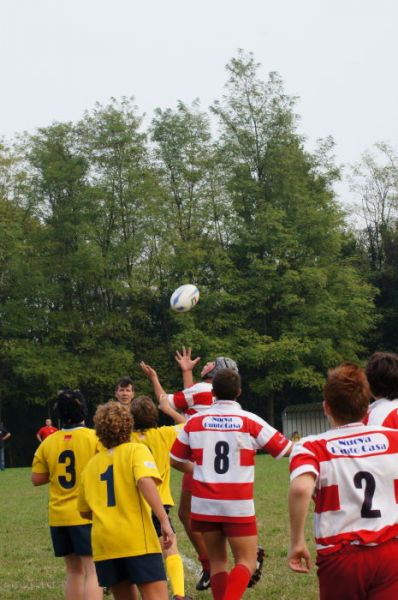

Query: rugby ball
left=170, top=284, right=200, bottom=312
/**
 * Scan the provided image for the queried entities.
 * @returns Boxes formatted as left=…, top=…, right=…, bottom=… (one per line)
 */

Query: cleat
left=196, top=568, right=211, bottom=590
left=248, top=546, right=265, bottom=588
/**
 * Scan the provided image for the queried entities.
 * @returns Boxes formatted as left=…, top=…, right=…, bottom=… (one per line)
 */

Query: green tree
left=211, top=51, right=375, bottom=422
left=350, top=143, right=398, bottom=352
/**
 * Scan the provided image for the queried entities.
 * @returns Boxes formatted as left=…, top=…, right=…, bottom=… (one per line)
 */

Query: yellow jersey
left=32, top=426, right=99, bottom=526
left=78, top=442, right=162, bottom=561
left=130, top=425, right=182, bottom=506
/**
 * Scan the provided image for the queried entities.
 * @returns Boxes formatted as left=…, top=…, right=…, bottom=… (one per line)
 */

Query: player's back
left=32, top=426, right=98, bottom=525
left=173, top=399, right=291, bottom=522
left=131, top=425, right=182, bottom=505
left=290, top=423, right=398, bottom=552
left=79, top=441, right=162, bottom=560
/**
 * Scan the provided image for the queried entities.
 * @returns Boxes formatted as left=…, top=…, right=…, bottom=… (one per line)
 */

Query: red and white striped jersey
left=170, top=400, right=292, bottom=522
left=167, top=381, right=213, bottom=416
left=290, top=423, right=398, bottom=555
left=363, top=398, right=398, bottom=428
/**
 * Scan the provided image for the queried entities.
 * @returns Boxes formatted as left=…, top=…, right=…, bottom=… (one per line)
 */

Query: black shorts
left=95, top=553, right=166, bottom=587
left=151, top=505, right=175, bottom=537
left=50, top=524, right=92, bottom=557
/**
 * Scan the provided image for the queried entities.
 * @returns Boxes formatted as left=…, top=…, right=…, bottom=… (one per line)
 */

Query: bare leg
left=228, top=535, right=258, bottom=573
left=202, top=530, right=228, bottom=575
left=64, top=554, right=84, bottom=600
left=111, top=581, right=138, bottom=600
left=178, top=488, right=208, bottom=559
left=80, top=555, right=103, bottom=600
left=138, top=580, right=168, bottom=600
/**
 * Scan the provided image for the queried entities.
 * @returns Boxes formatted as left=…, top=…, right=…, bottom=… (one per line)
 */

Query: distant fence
left=282, top=402, right=328, bottom=438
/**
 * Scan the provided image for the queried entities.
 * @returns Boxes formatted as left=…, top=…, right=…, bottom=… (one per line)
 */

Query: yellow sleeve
left=132, top=443, right=162, bottom=486
left=32, top=445, right=49, bottom=474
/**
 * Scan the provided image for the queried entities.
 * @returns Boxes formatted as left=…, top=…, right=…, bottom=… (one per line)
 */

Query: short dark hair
left=56, top=389, right=87, bottom=426
left=323, top=363, right=371, bottom=423
left=94, top=401, right=132, bottom=449
left=131, top=396, right=159, bottom=430
left=365, top=352, right=398, bottom=400
left=115, top=376, right=134, bottom=391
left=212, top=369, right=241, bottom=400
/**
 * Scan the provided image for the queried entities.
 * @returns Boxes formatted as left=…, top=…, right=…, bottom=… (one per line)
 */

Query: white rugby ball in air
left=170, top=284, right=200, bottom=312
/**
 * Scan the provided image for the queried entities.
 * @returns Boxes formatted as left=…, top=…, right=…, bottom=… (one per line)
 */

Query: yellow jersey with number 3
left=32, top=426, right=99, bottom=526
left=78, top=442, right=162, bottom=561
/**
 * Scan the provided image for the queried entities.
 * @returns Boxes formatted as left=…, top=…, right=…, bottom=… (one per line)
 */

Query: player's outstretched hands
left=175, top=346, right=200, bottom=372
left=287, top=543, right=312, bottom=573
left=160, top=518, right=175, bottom=550
left=140, top=361, right=158, bottom=382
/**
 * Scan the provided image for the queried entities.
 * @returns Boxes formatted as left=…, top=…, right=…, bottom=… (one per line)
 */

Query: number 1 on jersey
left=100, top=465, right=116, bottom=507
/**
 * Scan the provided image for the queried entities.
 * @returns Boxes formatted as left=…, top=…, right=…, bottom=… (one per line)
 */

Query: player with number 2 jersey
left=288, top=362, right=398, bottom=600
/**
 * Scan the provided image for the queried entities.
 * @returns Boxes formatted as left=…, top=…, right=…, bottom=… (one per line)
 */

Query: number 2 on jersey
left=100, top=465, right=116, bottom=506
left=353, top=471, right=381, bottom=518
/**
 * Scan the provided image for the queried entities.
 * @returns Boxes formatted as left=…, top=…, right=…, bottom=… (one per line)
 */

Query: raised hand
left=175, top=346, right=200, bottom=372
left=140, top=361, right=158, bottom=382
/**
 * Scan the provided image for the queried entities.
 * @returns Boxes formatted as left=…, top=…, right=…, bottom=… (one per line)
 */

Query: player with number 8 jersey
left=170, top=368, right=292, bottom=600
left=171, top=398, right=291, bottom=523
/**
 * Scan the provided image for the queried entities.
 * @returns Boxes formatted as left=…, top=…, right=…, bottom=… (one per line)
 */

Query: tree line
left=0, top=52, right=397, bottom=463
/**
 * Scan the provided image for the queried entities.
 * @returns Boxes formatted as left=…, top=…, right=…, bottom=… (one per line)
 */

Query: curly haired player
left=131, top=395, right=191, bottom=600
left=78, top=401, right=174, bottom=600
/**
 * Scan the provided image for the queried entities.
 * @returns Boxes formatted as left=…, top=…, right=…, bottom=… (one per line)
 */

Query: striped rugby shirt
left=167, top=381, right=213, bottom=416
left=290, top=423, right=398, bottom=555
left=170, top=400, right=291, bottom=522
left=363, top=398, right=398, bottom=428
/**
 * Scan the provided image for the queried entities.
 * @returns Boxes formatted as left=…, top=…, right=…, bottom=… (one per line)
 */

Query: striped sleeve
left=170, top=425, right=191, bottom=463
left=247, top=415, right=292, bottom=458
left=167, top=391, right=189, bottom=412
left=289, top=439, right=320, bottom=480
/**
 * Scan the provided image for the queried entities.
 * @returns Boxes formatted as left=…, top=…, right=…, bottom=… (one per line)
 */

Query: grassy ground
left=0, top=457, right=318, bottom=599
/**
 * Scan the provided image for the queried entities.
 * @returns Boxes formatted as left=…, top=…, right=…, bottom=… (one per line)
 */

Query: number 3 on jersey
left=214, top=441, right=230, bottom=474
left=58, top=450, right=76, bottom=489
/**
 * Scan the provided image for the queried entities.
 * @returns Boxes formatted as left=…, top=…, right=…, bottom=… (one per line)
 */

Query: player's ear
left=237, top=388, right=242, bottom=398
left=323, top=400, right=330, bottom=417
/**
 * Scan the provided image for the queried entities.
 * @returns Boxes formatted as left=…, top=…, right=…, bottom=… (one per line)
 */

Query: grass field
left=0, top=456, right=318, bottom=599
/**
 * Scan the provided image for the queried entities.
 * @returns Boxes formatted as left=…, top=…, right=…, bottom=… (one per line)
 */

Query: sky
left=1, top=0, right=397, bottom=206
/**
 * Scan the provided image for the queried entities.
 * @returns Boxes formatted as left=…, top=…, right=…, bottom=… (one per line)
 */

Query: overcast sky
left=1, top=0, right=397, bottom=205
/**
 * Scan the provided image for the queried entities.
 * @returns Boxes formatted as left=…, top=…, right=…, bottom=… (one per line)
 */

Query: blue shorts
left=151, top=505, right=175, bottom=537
left=95, top=553, right=166, bottom=587
left=50, top=524, right=92, bottom=557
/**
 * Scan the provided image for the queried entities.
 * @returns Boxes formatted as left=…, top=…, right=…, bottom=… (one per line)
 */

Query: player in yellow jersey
left=32, top=389, right=103, bottom=600
left=131, top=395, right=192, bottom=600
left=78, top=401, right=174, bottom=600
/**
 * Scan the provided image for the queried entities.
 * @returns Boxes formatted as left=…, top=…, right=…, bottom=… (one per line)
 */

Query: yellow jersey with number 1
left=78, top=442, right=162, bottom=561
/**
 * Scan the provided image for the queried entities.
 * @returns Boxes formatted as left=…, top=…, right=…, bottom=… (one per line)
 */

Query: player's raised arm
left=175, top=346, right=200, bottom=388
left=140, top=361, right=166, bottom=401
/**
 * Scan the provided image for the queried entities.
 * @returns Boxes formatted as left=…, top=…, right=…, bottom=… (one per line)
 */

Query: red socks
left=222, top=564, right=251, bottom=600
left=210, top=571, right=228, bottom=600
